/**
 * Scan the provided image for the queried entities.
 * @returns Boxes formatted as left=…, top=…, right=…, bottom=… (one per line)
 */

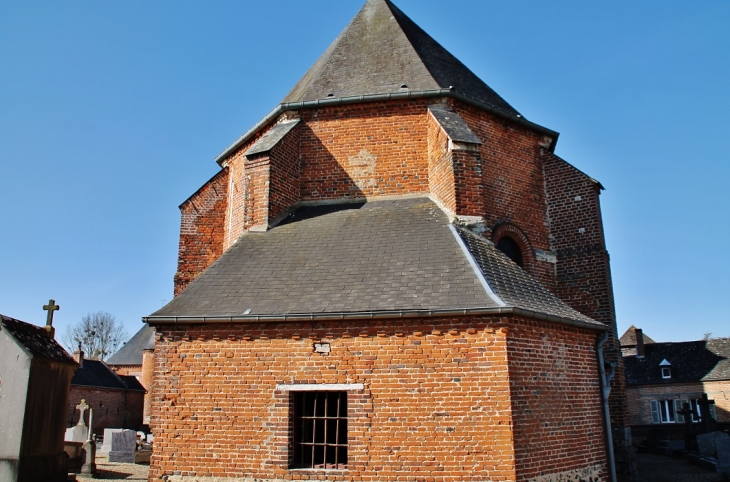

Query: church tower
left=147, top=1, right=629, bottom=481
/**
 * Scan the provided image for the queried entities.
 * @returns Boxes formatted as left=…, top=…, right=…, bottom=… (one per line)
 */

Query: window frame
left=290, top=390, right=348, bottom=470
left=276, top=383, right=363, bottom=471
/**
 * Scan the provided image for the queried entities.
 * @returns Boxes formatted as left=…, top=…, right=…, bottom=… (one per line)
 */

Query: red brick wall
left=506, top=320, right=607, bottom=481
left=147, top=316, right=606, bottom=482
left=452, top=148, right=485, bottom=217
left=427, top=110, right=456, bottom=213
left=454, top=103, right=552, bottom=253
left=299, top=100, right=430, bottom=201
left=67, top=386, right=144, bottom=435
left=242, top=155, right=271, bottom=230
left=174, top=169, right=229, bottom=295
left=541, top=152, right=627, bottom=427
left=268, top=123, right=301, bottom=224
left=111, top=360, right=154, bottom=424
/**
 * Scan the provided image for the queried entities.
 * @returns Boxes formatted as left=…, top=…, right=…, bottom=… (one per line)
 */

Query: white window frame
left=650, top=399, right=677, bottom=423
left=661, top=367, right=671, bottom=379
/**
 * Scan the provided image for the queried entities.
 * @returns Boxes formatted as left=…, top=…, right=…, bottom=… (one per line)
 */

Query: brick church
left=145, top=1, right=628, bottom=481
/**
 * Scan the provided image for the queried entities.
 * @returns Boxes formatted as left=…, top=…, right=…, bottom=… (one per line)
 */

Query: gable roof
left=619, top=325, right=656, bottom=346
left=71, top=359, right=145, bottom=392
left=0, top=314, right=77, bottom=365
left=623, top=338, right=730, bottom=385
left=146, top=198, right=602, bottom=330
left=106, top=323, right=155, bottom=366
left=283, top=0, right=519, bottom=118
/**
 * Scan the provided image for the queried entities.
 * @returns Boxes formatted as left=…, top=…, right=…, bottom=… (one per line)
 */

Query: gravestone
left=65, top=399, right=90, bottom=443
left=101, top=428, right=124, bottom=454
left=108, top=429, right=137, bottom=463
left=697, top=431, right=729, bottom=458
left=717, top=438, right=730, bottom=475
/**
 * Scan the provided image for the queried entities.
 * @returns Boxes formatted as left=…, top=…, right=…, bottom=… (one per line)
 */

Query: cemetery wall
left=147, top=316, right=606, bottom=482
left=67, top=387, right=144, bottom=435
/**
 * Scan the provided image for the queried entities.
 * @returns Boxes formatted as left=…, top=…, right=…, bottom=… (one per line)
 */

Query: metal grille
left=291, top=391, right=347, bottom=469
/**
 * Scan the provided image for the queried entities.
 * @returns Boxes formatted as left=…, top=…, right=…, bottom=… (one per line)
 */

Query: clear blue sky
left=1, top=1, right=728, bottom=347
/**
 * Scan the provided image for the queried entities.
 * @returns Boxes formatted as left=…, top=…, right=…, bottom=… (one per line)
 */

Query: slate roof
left=623, top=338, right=730, bottom=385
left=148, top=197, right=602, bottom=329
left=245, top=120, right=299, bottom=157
left=282, top=0, right=520, bottom=118
left=428, top=107, right=482, bottom=145
left=0, top=314, right=77, bottom=365
left=620, top=325, right=656, bottom=346
left=107, top=324, right=155, bottom=366
left=71, top=359, right=146, bottom=392
left=455, top=228, right=598, bottom=326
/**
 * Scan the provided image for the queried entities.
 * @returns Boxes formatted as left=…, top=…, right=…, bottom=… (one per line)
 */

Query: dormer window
left=496, top=236, right=523, bottom=267
left=660, top=359, right=672, bottom=379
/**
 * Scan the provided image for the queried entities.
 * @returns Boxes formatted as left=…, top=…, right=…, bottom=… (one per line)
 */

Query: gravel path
left=75, top=456, right=149, bottom=481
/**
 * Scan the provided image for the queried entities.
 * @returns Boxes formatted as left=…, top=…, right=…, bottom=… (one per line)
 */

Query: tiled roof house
left=621, top=327, right=729, bottom=428
left=144, top=1, right=628, bottom=481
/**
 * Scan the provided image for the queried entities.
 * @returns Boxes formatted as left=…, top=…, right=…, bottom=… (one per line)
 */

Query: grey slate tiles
left=107, top=324, right=155, bottom=366
left=151, top=197, right=601, bottom=328
left=624, top=338, right=730, bottom=384
left=428, top=107, right=482, bottom=145
left=245, top=120, right=300, bottom=157
left=455, top=227, right=602, bottom=327
left=282, top=0, right=520, bottom=118
left=153, top=198, right=492, bottom=317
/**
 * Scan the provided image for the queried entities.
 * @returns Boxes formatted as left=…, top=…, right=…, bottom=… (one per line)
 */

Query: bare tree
left=63, top=311, right=129, bottom=361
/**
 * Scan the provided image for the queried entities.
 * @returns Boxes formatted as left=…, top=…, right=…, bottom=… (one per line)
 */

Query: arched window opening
left=497, top=236, right=523, bottom=267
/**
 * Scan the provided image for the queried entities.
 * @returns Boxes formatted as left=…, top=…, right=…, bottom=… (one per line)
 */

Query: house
left=107, top=323, right=155, bottom=424
left=0, top=314, right=78, bottom=482
left=66, top=347, right=146, bottom=435
left=143, top=1, right=630, bottom=481
left=621, top=326, right=729, bottom=432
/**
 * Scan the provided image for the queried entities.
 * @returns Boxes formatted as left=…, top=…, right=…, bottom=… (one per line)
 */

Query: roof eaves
left=215, top=90, right=559, bottom=165
left=144, top=306, right=606, bottom=332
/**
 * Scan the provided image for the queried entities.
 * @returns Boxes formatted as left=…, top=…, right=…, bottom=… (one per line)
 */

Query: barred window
left=291, top=391, right=347, bottom=469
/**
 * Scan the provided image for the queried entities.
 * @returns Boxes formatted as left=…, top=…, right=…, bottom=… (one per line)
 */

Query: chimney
left=73, top=342, right=84, bottom=367
left=636, top=328, right=645, bottom=358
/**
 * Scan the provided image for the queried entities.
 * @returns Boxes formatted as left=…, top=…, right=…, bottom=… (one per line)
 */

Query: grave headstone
left=697, top=431, right=730, bottom=458
left=108, top=429, right=137, bottom=463
left=716, top=438, right=730, bottom=475
left=65, top=399, right=90, bottom=443
left=101, top=428, right=124, bottom=454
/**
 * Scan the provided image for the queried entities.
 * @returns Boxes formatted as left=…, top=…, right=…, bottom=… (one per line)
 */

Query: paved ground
left=73, top=452, right=727, bottom=481
left=636, top=452, right=728, bottom=482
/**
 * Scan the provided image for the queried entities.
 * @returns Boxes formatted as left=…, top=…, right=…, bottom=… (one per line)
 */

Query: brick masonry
left=627, top=380, right=730, bottom=426
left=165, top=94, right=623, bottom=481
left=147, top=316, right=607, bottom=482
left=66, top=386, right=144, bottom=435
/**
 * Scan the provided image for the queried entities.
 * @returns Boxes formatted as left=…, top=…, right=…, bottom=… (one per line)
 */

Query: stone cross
left=76, top=399, right=89, bottom=427
left=42, top=299, right=60, bottom=337
left=698, top=393, right=718, bottom=432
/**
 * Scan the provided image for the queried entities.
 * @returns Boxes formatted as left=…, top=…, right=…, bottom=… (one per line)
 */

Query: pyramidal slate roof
left=1, top=314, right=77, bottom=365
left=282, top=0, right=519, bottom=117
left=107, top=323, right=155, bottom=366
left=147, top=198, right=601, bottom=330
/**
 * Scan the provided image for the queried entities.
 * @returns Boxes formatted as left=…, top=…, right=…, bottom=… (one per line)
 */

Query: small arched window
left=496, top=236, right=523, bottom=267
